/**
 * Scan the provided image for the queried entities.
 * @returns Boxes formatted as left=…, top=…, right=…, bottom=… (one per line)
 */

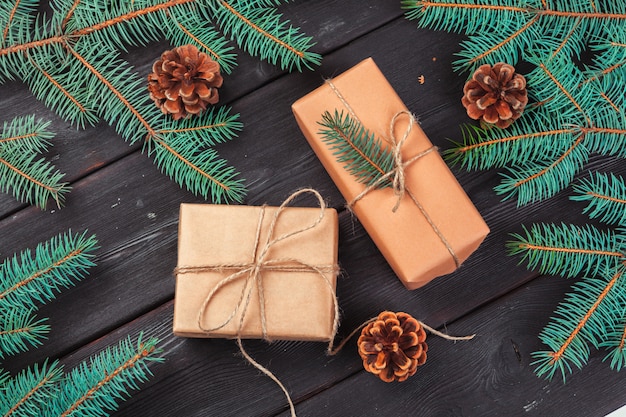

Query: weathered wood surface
left=1, top=2, right=625, bottom=416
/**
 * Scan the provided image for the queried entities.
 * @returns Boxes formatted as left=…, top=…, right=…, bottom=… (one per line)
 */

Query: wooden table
left=2, top=2, right=625, bottom=416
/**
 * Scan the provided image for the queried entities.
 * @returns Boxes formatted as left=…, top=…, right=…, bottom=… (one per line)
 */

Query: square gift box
left=292, top=58, right=489, bottom=289
left=173, top=201, right=338, bottom=341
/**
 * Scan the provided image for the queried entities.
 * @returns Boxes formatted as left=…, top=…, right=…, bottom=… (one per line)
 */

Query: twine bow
left=325, top=79, right=460, bottom=268
left=175, top=188, right=340, bottom=417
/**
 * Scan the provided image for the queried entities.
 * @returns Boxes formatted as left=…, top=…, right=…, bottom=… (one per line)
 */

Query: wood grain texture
left=1, top=1, right=624, bottom=416
left=277, top=275, right=626, bottom=417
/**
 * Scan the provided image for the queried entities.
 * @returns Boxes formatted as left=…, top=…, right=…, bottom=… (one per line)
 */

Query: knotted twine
left=325, top=79, right=460, bottom=268
left=174, top=188, right=340, bottom=417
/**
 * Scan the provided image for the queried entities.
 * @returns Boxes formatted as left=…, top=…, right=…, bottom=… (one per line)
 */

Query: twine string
left=325, top=79, right=460, bottom=268
left=174, top=188, right=340, bottom=417
left=329, top=316, right=475, bottom=357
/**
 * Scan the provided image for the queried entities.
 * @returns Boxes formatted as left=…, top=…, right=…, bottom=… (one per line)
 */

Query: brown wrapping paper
left=173, top=202, right=338, bottom=341
left=292, top=58, right=489, bottom=289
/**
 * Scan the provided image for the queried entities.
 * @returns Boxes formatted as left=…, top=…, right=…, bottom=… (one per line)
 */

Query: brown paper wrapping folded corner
left=173, top=203, right=338, bottom=341
left=291, top=58, right=489, bottom=289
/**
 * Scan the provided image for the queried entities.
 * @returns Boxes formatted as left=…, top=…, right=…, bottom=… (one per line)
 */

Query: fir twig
left=494, top=135, right=589, bottom=205
left=155, top=106, right=243, bottom=148
left=0, top=359, right=63, bottom=417
left=21, top=55, right=100, bottom=129
left=0, top=230, right=98, bottom=312
left=207, top=0, right=321, bottom=71
left=572, top=172, right=626, bottom=226
left=165, top=9, right=237, bottom=74
left=600, top=316, right=626, bottom=371
left=0, top=145, right=70, bottom=209
left=46, top=334, right=163, bottom=417
left=317, top=110, right=395, bottom=189
left=444, top=109, right=577, bottom=171
left=0, top=116, right=53, bottom=153
left=147, top=135, right=246, bottom=203
left=507, top=223, right=625, bottom=279
left=0, top=309, right=49, bottom=359
left=532, top=267, right=626, bottom=381
left=0, top=112, right=66, bottom=211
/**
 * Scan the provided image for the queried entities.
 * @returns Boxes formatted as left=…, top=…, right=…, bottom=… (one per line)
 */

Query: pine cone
left=148, top=44, right=223, bottom=120
left=462, top=62, right=528, bottom=129
left=357, top=311, right=428, bottom=382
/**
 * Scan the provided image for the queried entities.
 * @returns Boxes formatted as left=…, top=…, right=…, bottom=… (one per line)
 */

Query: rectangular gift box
left=292, top=58, right=489, bottom=289
left=173, top=203, right=338, bottom=341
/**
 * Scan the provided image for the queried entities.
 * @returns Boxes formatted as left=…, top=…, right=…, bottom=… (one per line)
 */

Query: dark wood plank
left=278, top=273, right=626, bottom=417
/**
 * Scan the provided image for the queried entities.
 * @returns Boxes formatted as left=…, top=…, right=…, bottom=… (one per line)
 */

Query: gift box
left=173, top=199, right=339, bottom=341
left=292, top=58, right=489, bottom=289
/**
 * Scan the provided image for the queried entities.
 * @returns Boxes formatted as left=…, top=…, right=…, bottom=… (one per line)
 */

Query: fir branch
left=445, top=110, right=577, bottom=170
left=0, top=359, right=63, bottom=417
left=532, top=267, right=626, bottom=381
left=165, top=9, right=237, bottom=74
left=545, top=18, right=585, bottom=61
left=495, top=135, right=589, bottom=205
left=0, top=309, right=49, bottom=359
left=402, top=1, right=531, bottom=35
left=453, top=15, right=539, bottom=71
left=47, top=335, right=163, bottom=417
left=0, top=0, right=38, bottom=48
left=572, top=172, right=626, bottom=226
left=53, top=0, right=81, bottom=31
left=0, top=230, right=98, bottom=312
left=403, top=1, right=626, bottom=30
left=62, top=0, right=194, bottom=51
left=508, top=223, right=625, bottom=278
left=21, top=55, right=99, bottom=129
left=147, top=136, right=246, bottom=203
left=584, top=35, right=626, bottom=84
left=600, top=317, right=626, bottom=371
left=65, top=42, right=160, bottom=143
left=0, top=113, right=65, bottom=209
left=0, top=146, right=70, bottom=209
left=525, top=54, right=592, bottom=124
left=0, top=115, right=53, bottom=154
left=207, top=0, right=321, bottom=71
left=155, top=106, right=243, bottom=148
left=317, top=110, right=395, bottom=189
left=0, top=11, right=64, bottom=81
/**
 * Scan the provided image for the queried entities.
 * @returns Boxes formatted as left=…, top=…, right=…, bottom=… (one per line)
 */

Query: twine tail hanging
left=175, top=188, right=341, bottom=417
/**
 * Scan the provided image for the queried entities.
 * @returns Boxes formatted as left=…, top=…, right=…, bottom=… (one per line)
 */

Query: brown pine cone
left=357, top=311, right=428, bottom=382
left=462, top=62, right=528, bottom=129
left=148, top=44, right=223, bottom=120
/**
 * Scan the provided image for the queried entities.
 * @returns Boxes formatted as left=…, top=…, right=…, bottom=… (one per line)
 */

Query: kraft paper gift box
left=292, top=58, right=489, bottom=289
left=173, top=200, right=338, bottom=341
